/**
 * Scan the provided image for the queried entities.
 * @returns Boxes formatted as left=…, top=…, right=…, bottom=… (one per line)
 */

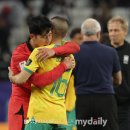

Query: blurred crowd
left=0, top=1, right=130, bottom=130
left=0, top=0, right=130, bottom=80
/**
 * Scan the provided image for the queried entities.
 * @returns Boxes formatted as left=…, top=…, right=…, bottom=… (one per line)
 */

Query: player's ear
left=29, top=34, right=35, bottom=39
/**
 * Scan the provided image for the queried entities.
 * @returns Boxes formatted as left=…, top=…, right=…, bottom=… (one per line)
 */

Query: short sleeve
left=23, top=48, right=39, bottom=74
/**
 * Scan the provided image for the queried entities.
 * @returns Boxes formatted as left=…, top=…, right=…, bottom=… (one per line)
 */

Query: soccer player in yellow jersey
left=9, top=16, right=75, bottom=130
left=65, top=75, right=77, bottom=130
left=64, top=28, right=84, bottom=130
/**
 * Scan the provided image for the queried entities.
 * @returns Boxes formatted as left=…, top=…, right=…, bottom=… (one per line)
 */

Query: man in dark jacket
left=107, top=16, right=130, bottom=130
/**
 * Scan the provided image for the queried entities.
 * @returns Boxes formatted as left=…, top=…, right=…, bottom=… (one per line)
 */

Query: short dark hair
left=70, top=28, right=81, bottom=39
left=27, top=15, right=52, bottom=35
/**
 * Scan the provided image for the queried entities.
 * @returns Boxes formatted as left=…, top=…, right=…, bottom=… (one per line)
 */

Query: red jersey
left=10, top=43, right=32, bottom=100
left=8, top=41, right=79, bottom=130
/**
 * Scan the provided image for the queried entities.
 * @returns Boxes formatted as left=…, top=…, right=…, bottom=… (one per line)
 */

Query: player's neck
left=83, top=35, right=99, bottom=42
left=29, top=39, right=37, bottom=48
left=111, top=41, right=124, bottom=48
left=54, top=38, right=62, bottom=45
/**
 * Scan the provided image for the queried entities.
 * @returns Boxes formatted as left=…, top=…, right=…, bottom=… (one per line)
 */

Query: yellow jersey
left=24, top=44, right=74, bottom=125
left=65, top=75, right=76, bottom=112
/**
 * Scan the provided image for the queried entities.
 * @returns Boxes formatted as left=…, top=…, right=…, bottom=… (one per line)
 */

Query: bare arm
left=8, top=57, right=75, bottom=86
left=53, top=41, right=80, bottom=56
left=30, top=57, right=75, bottom=88
left=8, top=67, right=32, bottom=85
left=36, top=41, right=80, bottom=62
left=113, top=71, right=122, bottom=86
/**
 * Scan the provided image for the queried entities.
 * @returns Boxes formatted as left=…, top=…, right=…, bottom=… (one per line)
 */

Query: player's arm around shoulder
left=10, top=44, right=29, bottom=73
left=36, top=42, right=80, bottom=62
left=9, top=48, right=39, bottom=85
left=53, top=41, right=80, bottom=56
left=9, top=67, right=32, bottom=84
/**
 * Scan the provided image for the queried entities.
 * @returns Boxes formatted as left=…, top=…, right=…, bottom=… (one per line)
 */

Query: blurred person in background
left=100, top=33, right=110, bottom=45
left=92, top=1, right=112, bottom=33
left=107, top=16, right=130, bottom=130
left=70, top=27, right=83, bottom=45
left=64, top=27, right=83, bottom=130
left=65, top=75, right=77, bottom=130
left=73, top=18, right=122, bottom=130
left=0, top=6, right=11, bottom=62
left=91, top=0, right=117, bottom=8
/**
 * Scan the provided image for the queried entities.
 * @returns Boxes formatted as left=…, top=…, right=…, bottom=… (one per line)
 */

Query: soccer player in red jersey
left=8, top=15, right=79, bottom=130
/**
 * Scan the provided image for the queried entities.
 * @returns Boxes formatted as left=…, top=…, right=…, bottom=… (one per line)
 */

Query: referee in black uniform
left=107, top=16, right=130, bottom=130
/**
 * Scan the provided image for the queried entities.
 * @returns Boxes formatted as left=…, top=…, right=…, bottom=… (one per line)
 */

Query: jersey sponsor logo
left=123, top=55, right=129, bottom=64
left=19, top=61, right=26, bottom=70
left=25, top=59, right=32, bottom=66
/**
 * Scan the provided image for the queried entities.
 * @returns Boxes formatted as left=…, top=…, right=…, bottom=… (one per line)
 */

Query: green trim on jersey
left=25, top=119, right=67, bottom=130
left=67, top=108, right=77, bottom=130
left=24, top=67, right=33, bottom=74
